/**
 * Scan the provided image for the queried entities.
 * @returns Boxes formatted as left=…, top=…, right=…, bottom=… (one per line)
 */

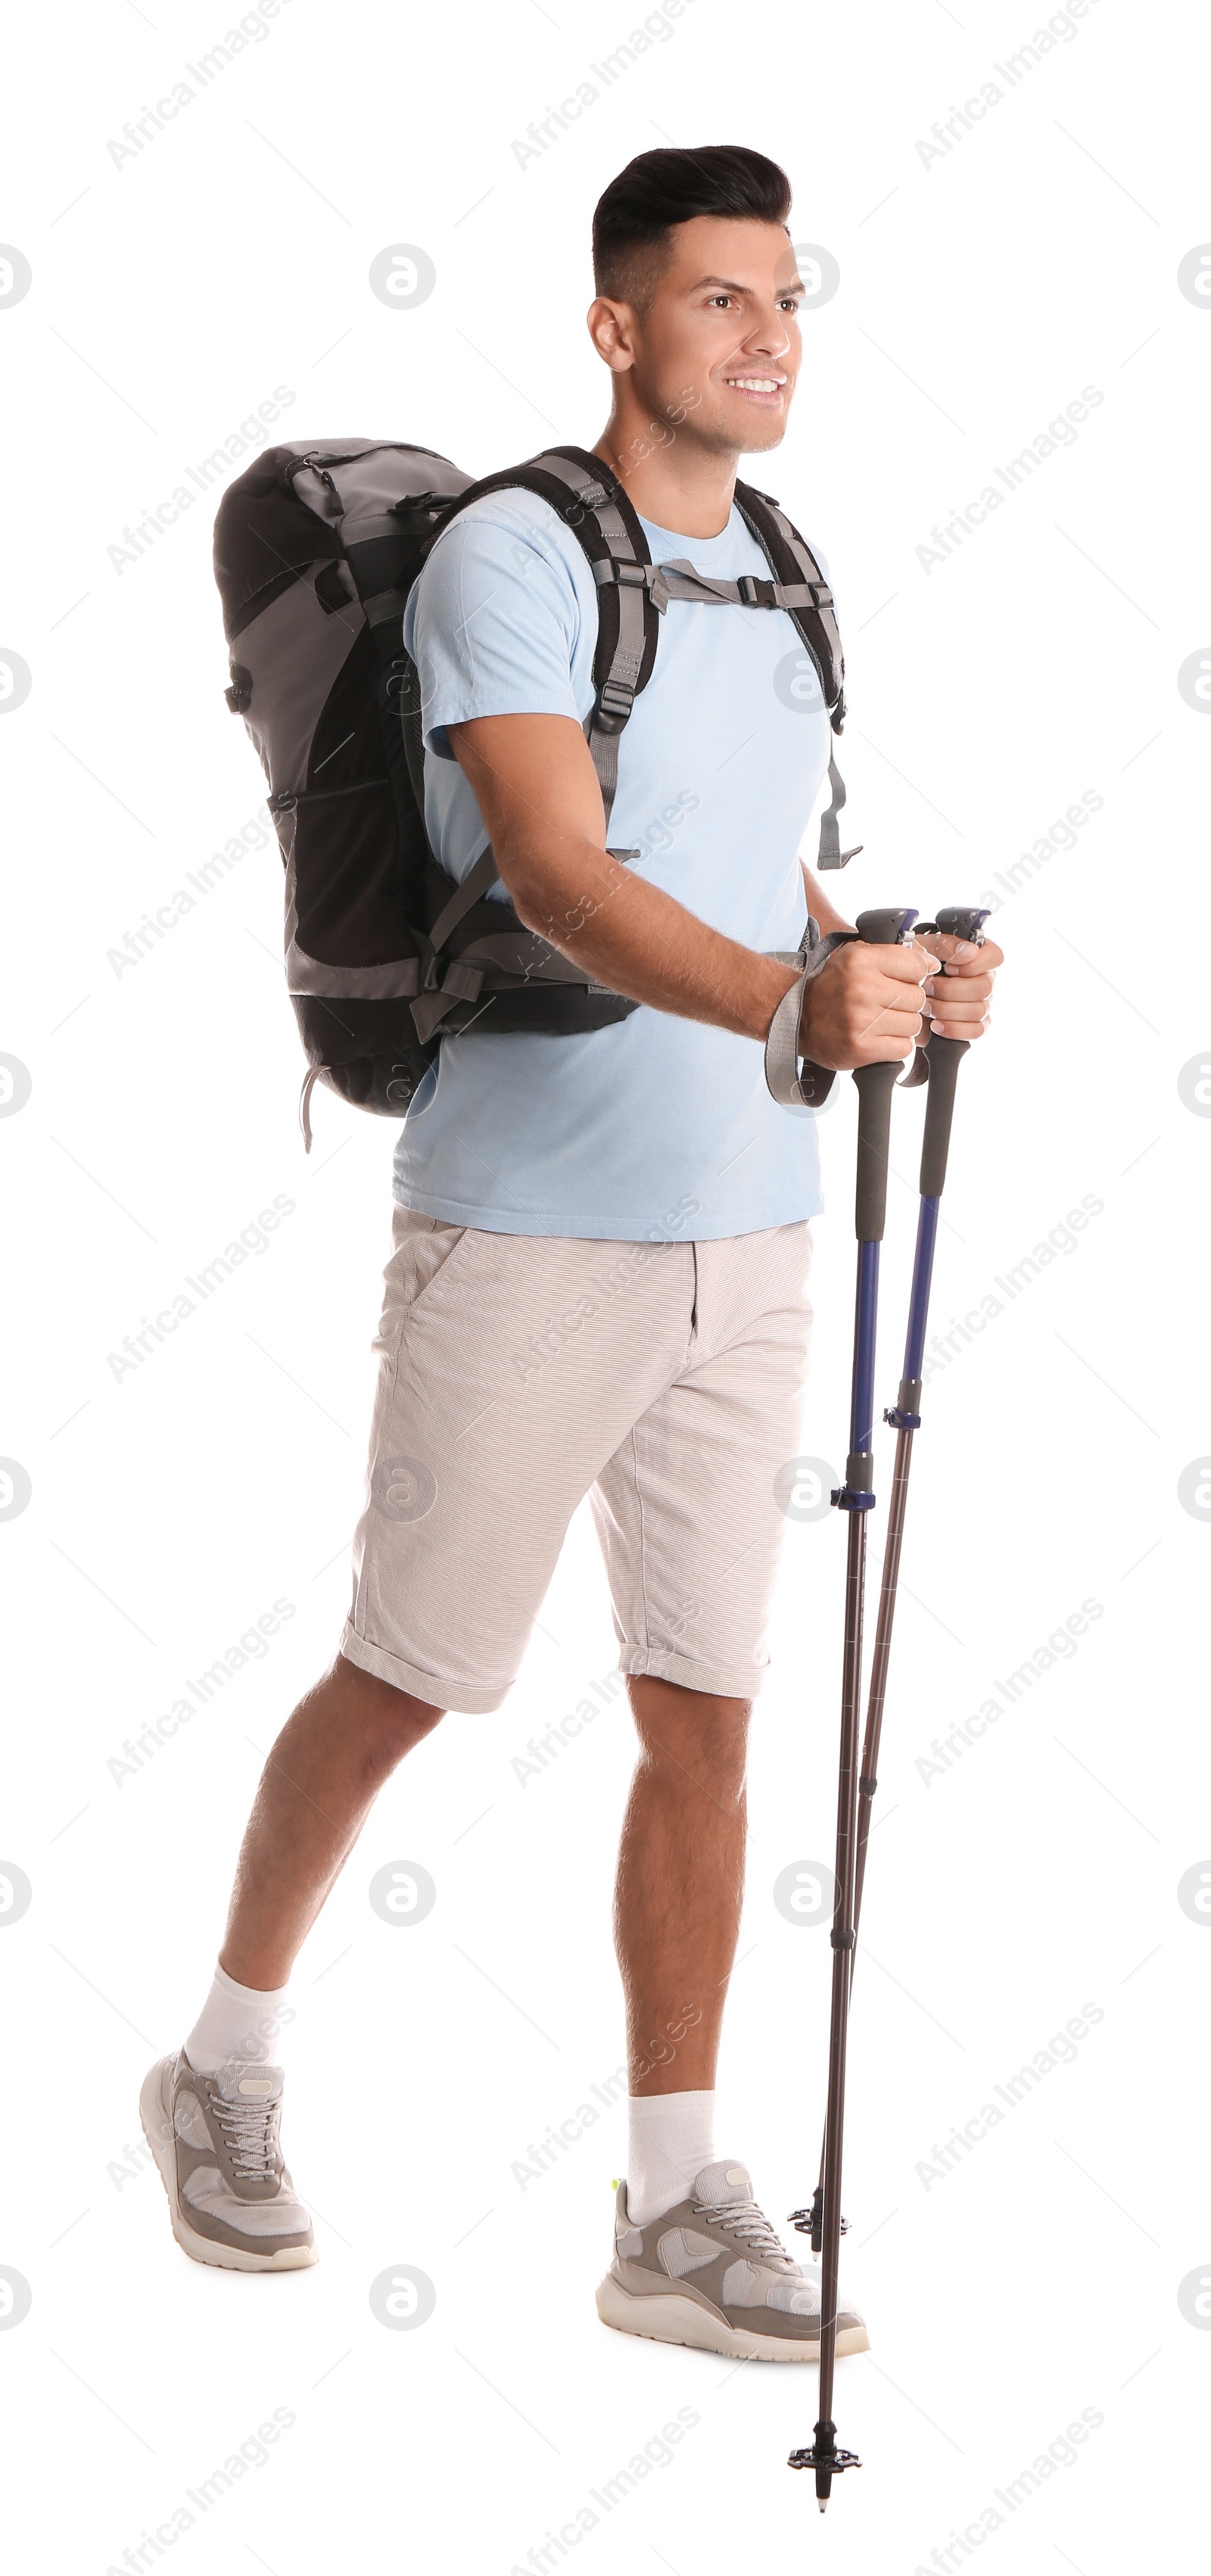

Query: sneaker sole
left=595, top=2272, right=869, bottom=2362
left=139, top=2057, right=318, bottom=2274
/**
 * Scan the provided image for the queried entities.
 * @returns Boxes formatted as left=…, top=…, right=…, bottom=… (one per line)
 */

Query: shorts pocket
left=401, top=1215, right=476, bottom=1313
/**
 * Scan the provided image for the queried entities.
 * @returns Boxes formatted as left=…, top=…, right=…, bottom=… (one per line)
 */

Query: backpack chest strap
left=591, top=556, right=836, bottom=619
left=587, top=548, right=859, bottom=871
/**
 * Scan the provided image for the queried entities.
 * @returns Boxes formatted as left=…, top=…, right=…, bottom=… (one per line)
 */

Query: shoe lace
left=212, top=2094, right=279, bottom=2182
left=691, top=2193, right=797, bottom=2272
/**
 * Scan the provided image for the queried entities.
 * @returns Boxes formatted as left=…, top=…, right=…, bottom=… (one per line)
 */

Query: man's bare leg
left=216, top=1660, right=742, bottom=2029
left=142, top=1657, right=443, bottom=2270
left=614, top=1674, right=749, bottom=2095
left=219, top=1655, right=444, bottom=1991
left=599, top=1674, right=869, bottom=2359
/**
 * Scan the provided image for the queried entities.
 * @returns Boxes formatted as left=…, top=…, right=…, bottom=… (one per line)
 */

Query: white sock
left=184, top=1961, right=292, bottom=2073
left=626, top=2090, right=716, bottom=2224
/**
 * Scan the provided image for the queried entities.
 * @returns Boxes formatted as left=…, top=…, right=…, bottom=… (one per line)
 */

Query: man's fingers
left=866, top=940, right=940, bottom=986
left=923, top=970, right=995, bottom=1005
left=856, top=1010, right=926, bottom=1061
left=921, top=929, right=1000, bottom=1050
left=930, top=931, right=1005, bottom=974
left=930, top=1003, right=992, bottom=1039
left=861, top=1033, right=919, bottom=1061
left=857, top=993, right=926, bottom=1031
left=923, top=987, right=989, bottom=1020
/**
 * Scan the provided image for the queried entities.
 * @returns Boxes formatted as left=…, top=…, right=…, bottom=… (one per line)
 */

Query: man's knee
left=626, top=1674, right=750, bottom=1805
left=336, top=1653, right=446, bottom=1752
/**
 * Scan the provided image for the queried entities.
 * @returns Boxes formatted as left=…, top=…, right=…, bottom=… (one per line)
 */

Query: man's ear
left=587, top=296, right=637, bottom=373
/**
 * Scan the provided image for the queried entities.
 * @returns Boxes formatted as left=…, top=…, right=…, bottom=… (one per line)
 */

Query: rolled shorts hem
left=618, top=1646, right=770, bottom=1701
left=338, top=1622, right=512, bottom=1717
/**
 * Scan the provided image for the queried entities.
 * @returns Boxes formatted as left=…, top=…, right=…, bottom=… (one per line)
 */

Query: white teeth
left=728, top=377, right=782, bottom=391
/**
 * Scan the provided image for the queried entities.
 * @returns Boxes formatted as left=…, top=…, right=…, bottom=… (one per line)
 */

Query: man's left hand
left=923, top=930, right=1003, bottom=1041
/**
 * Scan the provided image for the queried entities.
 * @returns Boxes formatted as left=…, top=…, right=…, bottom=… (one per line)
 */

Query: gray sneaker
left=140, top=2051, right=316, bottom=2272
left=596, top=2159, right=868, bottom=2362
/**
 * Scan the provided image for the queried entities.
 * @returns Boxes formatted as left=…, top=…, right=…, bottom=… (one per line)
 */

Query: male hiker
left=143, top=145, right=1000, bottom=2357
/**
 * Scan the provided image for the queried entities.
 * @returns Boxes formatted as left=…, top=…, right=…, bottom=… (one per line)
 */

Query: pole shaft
left=853, top=1425, right=913, bottom=1931
left=850, top=1241, right=880, bottom=1456
left=902, top=1195, right=939, bottom=1388
left=818, top=1507, right=867, bottom=2429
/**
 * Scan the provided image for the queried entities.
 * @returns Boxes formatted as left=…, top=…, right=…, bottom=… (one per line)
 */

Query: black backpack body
left=212, top=441, right=853, bottom=1144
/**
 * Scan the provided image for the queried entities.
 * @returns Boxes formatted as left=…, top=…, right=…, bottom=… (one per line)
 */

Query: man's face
left=621, top=215, right=804, bottom=456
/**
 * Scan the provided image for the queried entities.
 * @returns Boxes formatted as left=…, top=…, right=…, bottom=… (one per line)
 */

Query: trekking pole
left=788, top=903, right=918, bottom=2512
left=788, top=904, right=988, bottom=2509
left=849, top=905, right=990, bottom=1939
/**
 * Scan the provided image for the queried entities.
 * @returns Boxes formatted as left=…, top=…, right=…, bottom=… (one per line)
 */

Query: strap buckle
left=737, top=573, right=776, bottom=606
left=388, top=491, right=456, bottom=529
left=596, top=675, right=635, bottom=730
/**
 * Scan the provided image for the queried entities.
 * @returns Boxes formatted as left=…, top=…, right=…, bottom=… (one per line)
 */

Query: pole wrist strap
left=764, top=920, right=852, bottom=1110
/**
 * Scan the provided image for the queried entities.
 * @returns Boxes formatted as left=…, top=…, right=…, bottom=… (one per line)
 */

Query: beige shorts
left=340, top=1209, right=814, bottom=1714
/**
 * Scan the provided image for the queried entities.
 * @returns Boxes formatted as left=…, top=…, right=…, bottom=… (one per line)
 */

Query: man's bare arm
left=450, top=712, right=799, bottom=1039
left=447, top=712, right=934, bottom=1069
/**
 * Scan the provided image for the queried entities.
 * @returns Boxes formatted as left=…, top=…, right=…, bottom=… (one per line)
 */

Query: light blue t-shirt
left=393, top=484, right=832, bottom=1240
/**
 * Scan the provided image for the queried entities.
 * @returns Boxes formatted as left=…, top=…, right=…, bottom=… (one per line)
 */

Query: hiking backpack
left=212, top=440, right=856, bottom=1146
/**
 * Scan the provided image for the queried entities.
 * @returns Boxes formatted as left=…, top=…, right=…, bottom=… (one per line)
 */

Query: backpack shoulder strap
left=732, top=481, right=846, bottom=728
left=422, top=446, right=661, bottom=830
left=733, top=480, right=861, bottom=871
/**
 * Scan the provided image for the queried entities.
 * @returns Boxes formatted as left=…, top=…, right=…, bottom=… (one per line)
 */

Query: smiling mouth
left=724, top=375, right=786, bottom=398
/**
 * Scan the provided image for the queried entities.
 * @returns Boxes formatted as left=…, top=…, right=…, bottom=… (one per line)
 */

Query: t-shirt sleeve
left=405, top=503, right=587, bottom=760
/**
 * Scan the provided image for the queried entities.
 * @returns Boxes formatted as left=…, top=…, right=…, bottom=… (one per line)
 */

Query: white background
left=2, top=1, right=1207, bottom=2568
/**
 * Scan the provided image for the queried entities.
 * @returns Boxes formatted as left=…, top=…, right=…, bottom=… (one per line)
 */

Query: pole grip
left=935, top=904, right=990, bottom=945
left=918, top=1034, right=967, bottom=1198
left=855, top=907, right=917, bottom=948
left=852, top=1063, right=898, bottom=1241
left=851, top=908, right=917, bottom=1243
left=917, top=905, right=989, bottom=1198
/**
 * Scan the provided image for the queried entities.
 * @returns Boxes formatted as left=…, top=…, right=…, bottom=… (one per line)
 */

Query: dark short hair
left=592, top=145, right=792, bottom=311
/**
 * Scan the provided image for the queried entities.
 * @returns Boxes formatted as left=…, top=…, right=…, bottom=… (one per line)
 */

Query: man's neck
left=593, top=418, right=739, bottom=538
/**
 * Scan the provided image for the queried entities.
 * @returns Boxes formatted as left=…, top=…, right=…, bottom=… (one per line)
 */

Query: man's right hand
left=797, top=935, right=939, bottom=1073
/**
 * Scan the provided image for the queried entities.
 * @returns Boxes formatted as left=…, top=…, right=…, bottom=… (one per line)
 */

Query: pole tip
left=817, top=2500, right=828, bottom=2514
